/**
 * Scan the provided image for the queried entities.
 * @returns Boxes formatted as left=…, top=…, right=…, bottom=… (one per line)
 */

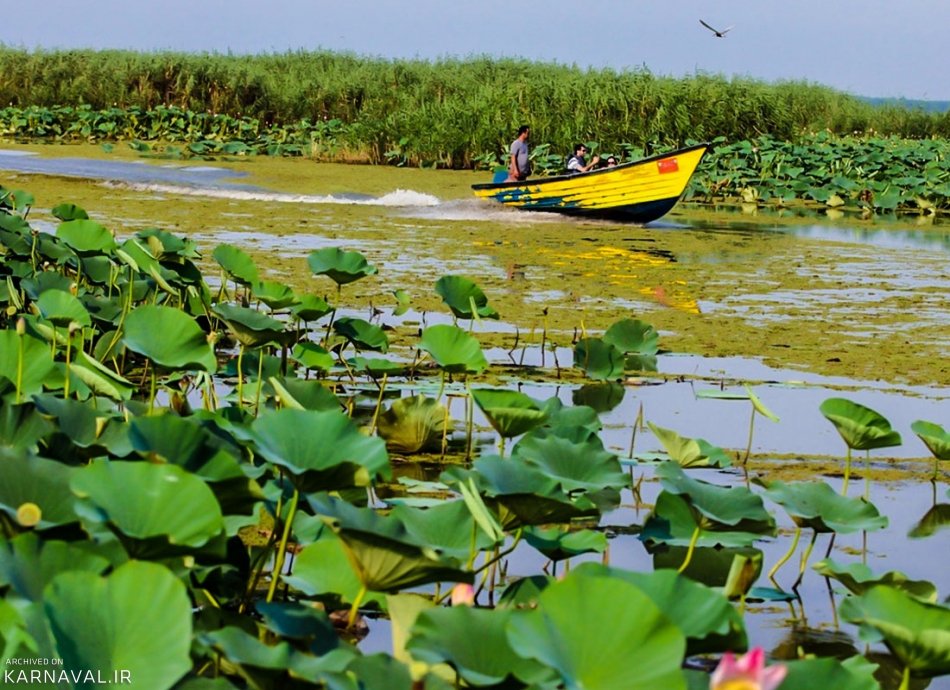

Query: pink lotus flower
left=710, top=647, right=787, bottom=690
left=450, top=583, right=475, bottom=607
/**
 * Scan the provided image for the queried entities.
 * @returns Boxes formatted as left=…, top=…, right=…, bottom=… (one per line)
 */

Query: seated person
left=565, top=144, right=600, bottom=174
left=606, top=156, right=618, bottom=167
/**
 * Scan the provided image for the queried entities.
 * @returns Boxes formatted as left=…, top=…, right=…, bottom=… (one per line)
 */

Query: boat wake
left=101, top=181, right=442, bottom=207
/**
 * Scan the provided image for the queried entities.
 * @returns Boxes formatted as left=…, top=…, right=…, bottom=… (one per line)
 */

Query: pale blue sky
left=2, top=0, right=948, bottom=101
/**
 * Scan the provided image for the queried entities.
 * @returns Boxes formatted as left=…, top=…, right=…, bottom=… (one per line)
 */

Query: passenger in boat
left=606, top=156, right=618, bottom=167
left=566, top=144, right=600, bottom=174
left=506, top=125, right=531, bottom=182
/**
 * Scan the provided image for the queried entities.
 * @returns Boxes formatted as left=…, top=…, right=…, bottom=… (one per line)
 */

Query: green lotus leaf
left=282, top=528, right=385, bottom=608
left=0, top=449, right=78, bottom=530
left=266, top=377, right=341, bottom=411
left=35, top=289, right=91, bottom=328
left=471, top=388, right=547, bottom=439
left=291, top=294, right=333, bottom=322
left=44, top=561, right=192, bottom=690
left=573, top=563, right=747, bottom=655
left=0, top=402, right=54, bottom=451
left=813, top=558, right=937, bottom=602
left=657, top=462, right=775, bottom=531
left=908, top=503, right=950, bottom=539
left=376, top=394, right=449, bottom=453
left=136, top=228, right=200, bottom=260
left=20, top=271, right=75, bottom=300
left=201, top=626, right=293, bottom=670
left=70, top=459, right=226, bottom=557
left=512, top=434, right=630, bottom=494
left=0, top=597, right=38, bottom=661
left=647, top=422, right=732, bottom=468
left=819, top=397, right=903, bottom=451
left=0, top=532, right=110, bottom=602
left=309, top=494, right=473, bottom=592
left=0, top=329, right=57, bottom=397
left=721, top=550, right=763, bottom=600
left=419, top=324, right=487, bottom=374
left=603, top=318, right=659, bottom=355
left=115, top=237, right=171, bottom=295
left=70, top=350, right=136, bottom=401
left=212, top=243, right=260, bottom=286
left=213, top=302, right=289, bottom=348
left=29, top=395, right=124, bottom=451
left=393, top=499, right=498, bottom=559
left=56, top=219, right=117, bottom=254
left=764, top=480, right=888, bottom=534
left=128, top=414, right=246, bottom=482
left=643, top=493, right=773, bottom=548
left=745, top=385, right=780, bottom=421
left=291, top=342, right=335, bottom=372
left=574, top=337, right=624, bottom=380
left=51, top=203, right=89, bottom=221
left=408, top=606, right=554, bottom=687
left=506, top=571, right=687, bottom=690
left=434, top=275, right=499, bottom=319
left=498, top=575, right=554, bottom=609
left=651, top=545, right=762, bottom=588
left=245, top=408, right=391, bottom=491
left=333, top=316, right=388, bottom=352
left=350, top=356, right=407, bottom=376
left=776, top=656, right=881, bottom=690
left=524, top=526, right=608, bottom=562
left=250, top=280, right=298, bottom=309
left=911, top=419, right=950, bottom=465
left=123, top=305, right=217, bottom=372
left=392, top=288, right=411, bottom=316
left=254, top=602, right=338, bottom=652
left=840, top=585, right=950, bottom=678
left=307, top=247, right=377, bottom=286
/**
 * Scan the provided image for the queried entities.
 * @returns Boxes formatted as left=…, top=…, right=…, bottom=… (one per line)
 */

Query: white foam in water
left=100, top=181, right=441, bottom=207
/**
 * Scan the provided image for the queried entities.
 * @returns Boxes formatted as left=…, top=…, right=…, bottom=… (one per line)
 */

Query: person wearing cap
left=566, top=143, right=600, bottom=174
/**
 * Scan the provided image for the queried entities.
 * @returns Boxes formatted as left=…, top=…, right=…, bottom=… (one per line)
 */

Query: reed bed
left=2, top=47, right=949, bottom=168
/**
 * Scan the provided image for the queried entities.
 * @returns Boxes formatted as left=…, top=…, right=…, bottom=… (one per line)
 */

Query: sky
left=2, top=0, right=949, bottom=101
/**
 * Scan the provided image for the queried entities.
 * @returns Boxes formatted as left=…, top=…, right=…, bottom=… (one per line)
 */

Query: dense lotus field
left=0, top=184, right=949, bottom=690
left=2, top=105, right=950, bottom=215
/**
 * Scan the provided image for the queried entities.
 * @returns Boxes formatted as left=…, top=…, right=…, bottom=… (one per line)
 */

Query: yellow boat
left=472, top=143, right=707, bottom=223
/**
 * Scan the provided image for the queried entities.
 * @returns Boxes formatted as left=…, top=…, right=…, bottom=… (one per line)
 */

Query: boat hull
left=471, top=144, right=707, bottom=223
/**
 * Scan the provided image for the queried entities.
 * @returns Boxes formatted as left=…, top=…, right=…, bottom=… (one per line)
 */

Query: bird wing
left=699, top=19, right=718, bottom=33
left=719, top=25, right=734, bottom=35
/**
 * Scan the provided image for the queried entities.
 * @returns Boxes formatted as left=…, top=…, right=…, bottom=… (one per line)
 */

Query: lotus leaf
left=419, top=324, right=487, bottom=374
left=512, top=434, right=630, bottom=494
left=573, top=563, right=748, bottom=655
left=35, top=289, right=91, bottom=328
left=70, top=351, right=135, bottom=400
left=376, top=394, right=449, bottom=453
left=819, top=398, right=902, bottom=451
left=764, top=480, right=888, bottom=533
left=56, top=218, right=117, bottom=254
left=908, top=503, right=950, bottom=539
left=506, top=571, right=687, bottom=690
left=309, top=494, right=473, bottom=592
left=349, top=356, right=407, bottom=376
left=0, top=533, right=110, bottom=602
left=571, top=382, right=625, bottom=413
left=291, top=342, right=334, bottom=372
left=768, top=657, right=881, bottom=690
left=524, top=526, right=607, bottom=562
left=0, top=329, right=57, bottom=397
left=471, top=388, right=547, bottom=438
left=840, top=585, right=950, bottom=678
left=408, top=606, right=553, bottom=687
left=307, top=247, right=377, bottom=286
left=282, top=529, right=386, bottom=608
left=291, top=294, right=333, bottom=322
left=20, top=271, right=75, bottom=300
left=212, top=302, right=289, bottom=348
left=70, top=459, right=226, bottom=557
left=434, top=275, right=499, bottom=319
left=201, top=626, right=293, bottom=670
left=813, top=558, right=937, bottom=602
left=123, top=305, right=217, bottom=372
left=51, top=202, right=89, bottom=221
left=603, top=317, right=659, bottom=355
left=0, top=402, right=54, bottom=451
left=911, top=420, right=950, bottom=479
left=0, top=449, right=78, bottom=530
left=333, top=316, right=389, bottom=352
left=656, top=463, right=775, bottom=531
left=647, top=422, right=733, bottom=468
left=245, top=408, right=390, bottom=491
left=574, top=337, right=624, bottom=380
left=266, top=377, right=341, bottom=411
left=44, top=561, right=192, bottom=690
left=254, top=602, right=338, bottom=652
left=212, top=244, right=260, bottom=286
left=392, top=499, right=500, bottom=558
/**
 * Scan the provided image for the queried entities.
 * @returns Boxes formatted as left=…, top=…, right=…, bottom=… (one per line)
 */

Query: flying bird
left=700, top=19, right=733, bottom=37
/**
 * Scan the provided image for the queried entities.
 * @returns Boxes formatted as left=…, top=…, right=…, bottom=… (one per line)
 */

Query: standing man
left=507, top=125, right=531, bottom=182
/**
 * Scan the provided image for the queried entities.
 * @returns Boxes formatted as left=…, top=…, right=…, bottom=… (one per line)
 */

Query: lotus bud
left=450, top=583, right=475, bottom=607
left=15, top=316, right=25, bottom=334
left=16, top=502, right=42, bottom=527
left=710, top=647, right=786, bottom=690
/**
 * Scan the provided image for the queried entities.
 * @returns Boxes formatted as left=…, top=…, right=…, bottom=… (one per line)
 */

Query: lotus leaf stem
left=743, top=406, right=756, bottom=465
left=792, top=530, right=819, bottom=589
left=266, top=488, right=299, bottom=603
left=347, top=584, right=368, bottom=631
left=898, top=666, right=910, bottom=690
left=148, top=368, right=157, bottom=414
left=678, top=526, right=701, bottom=573
left=253, top=347, right=265, bottom=414
left=368, top=373, right=388, bottom=435
left=236, top=344, right=245, bottom=408
left=15, top=319, right=25, bottom=404
left=768, top=526, right=801, bottom=584
left=863, top=450, right=871, bottom=501
left=842, top=446, right=853, bottom=495
left=472, top=529, right=523, bottom=577
left=465, top=382, right=474, bottom=460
